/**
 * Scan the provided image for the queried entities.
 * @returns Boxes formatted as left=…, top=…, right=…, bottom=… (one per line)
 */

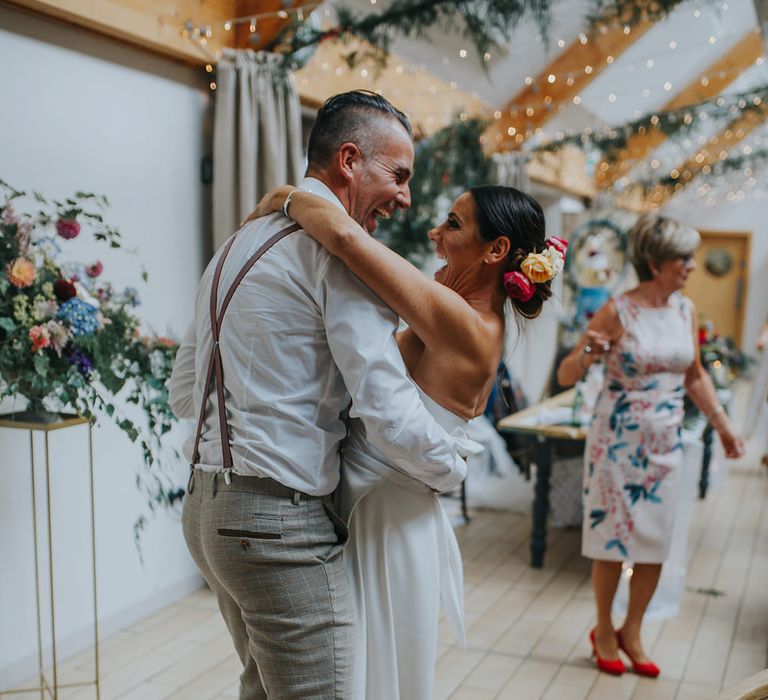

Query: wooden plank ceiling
left=5, top=0, right=314, bottom=63
left=645, top=101, right=768, bottom=205
left=484, top=18, right=657, bottom=151
left=598, top=30, right=765, bottom=189
left=7, top=0, right=764, bottom=207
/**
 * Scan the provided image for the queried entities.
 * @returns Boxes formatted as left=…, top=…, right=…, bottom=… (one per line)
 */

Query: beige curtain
left=213, top=49, right=303, bottom=250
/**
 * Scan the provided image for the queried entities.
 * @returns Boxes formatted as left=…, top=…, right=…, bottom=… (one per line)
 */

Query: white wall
left=664, top=194, right=768, bottom=351
left=0, top=6, right=208, bottom=686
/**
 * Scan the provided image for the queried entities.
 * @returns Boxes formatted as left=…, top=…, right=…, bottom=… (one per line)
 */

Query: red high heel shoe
left=616, top=630, right=660, bottom=678
left=589, top=629, right=625, bottom=675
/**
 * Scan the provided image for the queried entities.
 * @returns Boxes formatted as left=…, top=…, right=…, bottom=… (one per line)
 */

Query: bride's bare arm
left=254, top=188, right=486, bottom=354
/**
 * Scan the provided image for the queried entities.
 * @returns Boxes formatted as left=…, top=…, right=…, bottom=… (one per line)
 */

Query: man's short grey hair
left=306, top=90, right=412, bottom=170
left=627, top=213, right=701, bottom=281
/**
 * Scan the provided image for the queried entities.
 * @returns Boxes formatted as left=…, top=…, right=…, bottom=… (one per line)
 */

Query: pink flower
left=46, top=320, right=71, bottom=357
left=56, top=218, right=81, bottom=240
left=2, top=203, right=18, bottom=225
left=547, top=236, right=568, bottom=257
left=6, top=257, right=36, bottom=288
left=504, top=271, right=535, bottom=302
left=29, top=325, right=51, bottom=353
left=86, top=261, right=103, bottom=278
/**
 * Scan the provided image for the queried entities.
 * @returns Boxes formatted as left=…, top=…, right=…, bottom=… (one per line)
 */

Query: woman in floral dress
left=558, top=213, right=743, bottom=678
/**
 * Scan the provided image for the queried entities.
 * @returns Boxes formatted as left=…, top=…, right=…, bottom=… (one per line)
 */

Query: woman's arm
left=684, top=310, right=744, bottom=458
left=557, top=300, right=622, bottom=387
left=251, top=188, right=488, bottom=355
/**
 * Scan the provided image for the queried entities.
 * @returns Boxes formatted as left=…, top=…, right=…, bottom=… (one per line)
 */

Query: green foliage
left=536, top=83, right=768, bottom=193
left=0, top=180, right=182, bottom=516
left=279, top=0, right=689, bottom=70
left=586, top=0, right=692, bottom=32
left=377, top=117, right=493, bottom=264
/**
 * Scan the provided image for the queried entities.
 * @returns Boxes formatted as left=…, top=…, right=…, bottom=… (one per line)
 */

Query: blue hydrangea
left=58, top=298, right=99, bottom=336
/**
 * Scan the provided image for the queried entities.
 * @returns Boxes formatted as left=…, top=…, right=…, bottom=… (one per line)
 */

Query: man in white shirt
left=168, top=91, right=469, bottom=699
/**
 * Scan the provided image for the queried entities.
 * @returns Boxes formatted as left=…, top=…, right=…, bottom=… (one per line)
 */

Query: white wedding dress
left=339, top=387, right=467, bottom=700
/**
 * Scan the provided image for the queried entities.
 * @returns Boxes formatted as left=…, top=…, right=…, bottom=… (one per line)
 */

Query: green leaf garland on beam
left=536, top=83, right=768, bottom=163
left=278, top=0, right=693, bottom=69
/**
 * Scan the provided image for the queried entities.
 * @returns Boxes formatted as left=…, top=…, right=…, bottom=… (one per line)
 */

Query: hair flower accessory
left=542, top=246, right=565, bottom=275
left=520, top=252, right=555, bottom=283
left=547, top=236, right=568, bottom=257
left=504, top=271, right=535, bottom=302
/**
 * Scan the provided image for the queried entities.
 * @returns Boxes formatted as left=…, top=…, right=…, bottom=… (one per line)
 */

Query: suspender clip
left=223, top=467, right=233, bottom=485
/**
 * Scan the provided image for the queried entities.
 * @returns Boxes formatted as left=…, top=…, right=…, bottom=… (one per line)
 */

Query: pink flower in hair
left=504, top=271, right=535, bottom=302
left=547, top=236, right=568, bottom=257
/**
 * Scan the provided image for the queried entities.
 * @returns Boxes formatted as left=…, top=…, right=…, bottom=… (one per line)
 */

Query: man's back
left=173, top=207, right=391, bottom=496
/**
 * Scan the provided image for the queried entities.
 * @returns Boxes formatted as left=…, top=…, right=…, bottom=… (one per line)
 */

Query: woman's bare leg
left=617, top=563, right=662, bottom=663
left=592, top=559, right=623, bottom=658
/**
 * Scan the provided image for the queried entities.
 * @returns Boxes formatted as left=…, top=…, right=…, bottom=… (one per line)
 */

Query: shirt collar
left=299, top=177, right=346, bottom=212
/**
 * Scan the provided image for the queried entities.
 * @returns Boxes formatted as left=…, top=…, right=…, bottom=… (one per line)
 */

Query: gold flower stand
left=0, top=414, right=100, bottom=700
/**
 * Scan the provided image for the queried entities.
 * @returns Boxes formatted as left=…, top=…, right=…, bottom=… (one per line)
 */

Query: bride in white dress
left=252, top=184, right=563, bottom=699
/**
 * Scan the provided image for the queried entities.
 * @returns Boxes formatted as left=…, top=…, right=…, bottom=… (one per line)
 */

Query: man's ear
left=336, top=142, right=363, bottom=182
left=486, top=235, right=511, bottom=264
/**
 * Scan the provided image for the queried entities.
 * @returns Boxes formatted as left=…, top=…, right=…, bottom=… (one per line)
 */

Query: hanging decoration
left=377, top=117, right=493, bottom=263
left=639, top=145, right=768, bottom=191
left=270, top=0, right=685, bottom=67
left=586, top=0, right=698, bottom=31
left=283, top=0, right=552, bottom=68
left=535, top=83, right=768, bottom=163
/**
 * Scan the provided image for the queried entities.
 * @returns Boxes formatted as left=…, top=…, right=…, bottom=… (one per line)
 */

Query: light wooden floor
left=9, top=442, right=768, bottom=700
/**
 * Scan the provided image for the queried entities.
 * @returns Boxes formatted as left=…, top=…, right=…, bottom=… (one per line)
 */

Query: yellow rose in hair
left=520, top=252, right=555, bottom=283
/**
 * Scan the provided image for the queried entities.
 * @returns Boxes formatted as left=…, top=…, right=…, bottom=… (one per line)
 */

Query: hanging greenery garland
left=536, top=83, right=768, bottom=162
left=276, top=0, right=692, bottom=69
left=638, top=146, right=768, bottom=191
left=376, top=117, right=493, bottom=264
left=586, top=0, right=699, bottom=30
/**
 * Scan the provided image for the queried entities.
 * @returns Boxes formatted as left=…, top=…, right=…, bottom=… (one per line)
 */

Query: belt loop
left=187, top=466, right=195, bottom=494
left=212, top=472, right=218, bottom=498
left=292, top=491, right=301, bottom=506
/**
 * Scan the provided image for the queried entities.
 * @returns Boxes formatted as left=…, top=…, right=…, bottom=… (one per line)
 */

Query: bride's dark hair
left=470, top=185, right=552, bottom=319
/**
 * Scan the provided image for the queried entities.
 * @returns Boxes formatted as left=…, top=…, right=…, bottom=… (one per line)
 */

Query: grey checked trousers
left=182, top=469, right=355, bottom=699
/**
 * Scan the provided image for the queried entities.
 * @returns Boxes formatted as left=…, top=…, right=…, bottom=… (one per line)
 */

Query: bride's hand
left=241, top=185, right=296, bottom=226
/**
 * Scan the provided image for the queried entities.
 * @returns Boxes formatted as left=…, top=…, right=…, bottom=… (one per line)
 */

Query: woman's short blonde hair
left=627, top=213, right=701, bottom=281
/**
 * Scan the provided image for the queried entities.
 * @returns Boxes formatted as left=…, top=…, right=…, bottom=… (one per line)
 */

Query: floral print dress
left=582, top=292, right=695, bottom=563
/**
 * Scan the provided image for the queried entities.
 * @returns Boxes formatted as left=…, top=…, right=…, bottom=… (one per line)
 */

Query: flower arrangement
left=683, top=321, right=752, bottom=426
left=504, top=236, right=567, bottom=302
left=0, top=179, right=183, bottom=516
left=697, top=322, right=752, bottom=387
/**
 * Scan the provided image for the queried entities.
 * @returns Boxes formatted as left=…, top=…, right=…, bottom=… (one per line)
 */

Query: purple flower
left=68, top=348, right=94, bottom=377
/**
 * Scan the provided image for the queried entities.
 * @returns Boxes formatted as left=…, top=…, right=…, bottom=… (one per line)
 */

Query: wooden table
left=497, top=389, right=587, bottom=569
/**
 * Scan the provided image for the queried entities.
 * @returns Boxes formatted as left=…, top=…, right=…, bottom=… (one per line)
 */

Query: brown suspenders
left=190, top=222, right=300, bottom=484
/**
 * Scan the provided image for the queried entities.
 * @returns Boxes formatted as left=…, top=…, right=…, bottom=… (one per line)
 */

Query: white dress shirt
left=168, top=177, right=467, bottom=496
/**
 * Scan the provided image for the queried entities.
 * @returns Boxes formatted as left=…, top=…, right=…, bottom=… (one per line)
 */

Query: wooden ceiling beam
left=232, top=0, right=316, bottom=51
left=294, top=38, right=490, bottom=138
left=484, top=18, right=657, bottom=152
left=645, top=102, right=768, bottom=206
left=5, top=0, right=236, bottom=63
left=598, top=30, right=765, bottom=188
